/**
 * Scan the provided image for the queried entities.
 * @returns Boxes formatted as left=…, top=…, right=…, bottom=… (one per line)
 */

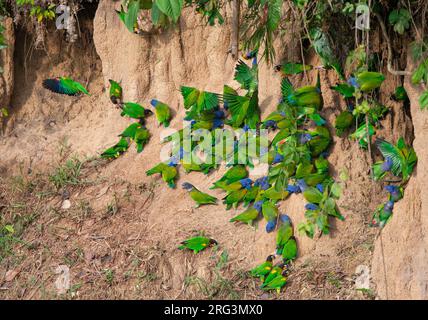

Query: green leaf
left=388, top=9, right=411, bottom=35
left=330, top=183, right=342, bottom=199
left=419, top=91, right=428, bottom=110
left=125, top=0, right=140, bottom=32
left=155, top=0, right=183, bottom=23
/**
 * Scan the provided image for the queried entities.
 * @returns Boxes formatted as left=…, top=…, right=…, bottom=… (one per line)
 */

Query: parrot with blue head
left=151, top=99, right=172, bottom=127
left=182, top=182, right=217, bottom=208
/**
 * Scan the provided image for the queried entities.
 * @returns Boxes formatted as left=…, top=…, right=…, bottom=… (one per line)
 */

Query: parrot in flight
left=43, top=77, right=90, bottom=96
left=146, top=162, right=178, bottom=188
left=180, top=86, right=220, bottom=117
left=250, top=255, right=275, bottom=282
left=182, top=182, right=217, bottom=208
left=151, top=99, right=172, bottom=127
left=109, top=79, right=122, bottom=105
left=178, top=236, right=218, bottom=254
left=223, top=85, right=260, bottom=129
left=234, top=59, right=258, bottom=96
left=274, top=62, right=313, bottom=76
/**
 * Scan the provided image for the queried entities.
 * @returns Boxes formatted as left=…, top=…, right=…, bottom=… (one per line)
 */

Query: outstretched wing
left=43, top=78, right=80, bottom=96
left=375, top=138, right=402, bottom=176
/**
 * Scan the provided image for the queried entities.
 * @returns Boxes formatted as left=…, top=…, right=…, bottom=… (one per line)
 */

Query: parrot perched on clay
left=178, top=236, right=218, bottom=254
left=261, top=262, right=285, bottom=288
left=223, top=188, right=248, bottom=210
left=109, top=79, right=122, bottom=105
left=150, top=99, right=172, bottom=127
left=119, top=122, right=150, bottom=153
left=43, top=77, right=90, bottom=96
left=348, top=71, right=385, bottom=92
left=182, top=182, right=217, bottom=208
left=375, top=138, right=418, bottom=182
left=211, top=165, right=248, bottom=189
left=250, top=255, right=275, bottom=281
left=121, top=102, right=153, bottom=120
left=262, top=201, right=279, bottom=233
left=334, top=110, right=354, bottom=137
left=261, top=269, right=289, bottom=294
left=281, top=75, right=323, bottom=110
left=371, top=200, right=394, bottom=228
left=385, top=185, right=404, bottom=203
left=101, top=137, right=129, bottom=159
left=276, top=214, right=293, bottom=255
left=229, top=205, right=261, bottom=224
left=146, top=162, right=178, bottom=188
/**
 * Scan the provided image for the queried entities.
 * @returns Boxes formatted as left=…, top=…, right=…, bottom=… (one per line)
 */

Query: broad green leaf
left=155, top=0, right=183, bottom=23
left=125, top=0, right=140, bottom=32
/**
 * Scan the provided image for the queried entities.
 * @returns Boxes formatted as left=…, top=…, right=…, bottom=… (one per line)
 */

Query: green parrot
left=223, top=188, right=248, bottom=210
left=182, top=182, right=217, bottom=208
left=261, top=269, right=289, bottom=294
left=274, top=62, right=313, bottom=76
left=349, top=71, right=385, bottom=92
left=335, top=111, right=354, bottom=137
left=150, top=99, right=172, bottom=127
left=119, top=123, right=150, bottom=153
left=262, top=201, right=279, bottom=233
left=180, top=86, right=220, bottom=116
left=282, top=236, right=298, bottom=263
left=391, top=86, right=408, bottom=102
left=307, top=126, right=331, bottom=157
left=243, top=185, right=261, bottom=206
left=178, top=236, right=218, bottom=254
left=375, top=138, right=418, bottom=182
left=250, top=255, right=275, bottom=282
left=371, top=201, right=394, bottom=228
left=42, top=77, right=90, bottom=96
left=234, top=59, right=258, bottom=95
left=350, top=122, right=375, bottom=149
left=101, top=137, right=129, bottom=159
left=146, top=162, right=178, bottom=188
left=121, top=102, right=153, bottom=120
left=223, top=85, right=260, bottom=129
left=331, top=83, right=355, bottom=99
left=276, top=215, right=293, bottom=255
left=109, top=79, right=122, bottom=105
left=261, top=263, right=285, bottom=288
left=281, top=76, right=323, bottom=110
left=211, top=165, right=248, bottom=188
left=229, top=206, right=260, bottom=224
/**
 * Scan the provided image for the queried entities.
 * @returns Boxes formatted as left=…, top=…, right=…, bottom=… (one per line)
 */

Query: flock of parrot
left=41, top=42, right=417, bottom=294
